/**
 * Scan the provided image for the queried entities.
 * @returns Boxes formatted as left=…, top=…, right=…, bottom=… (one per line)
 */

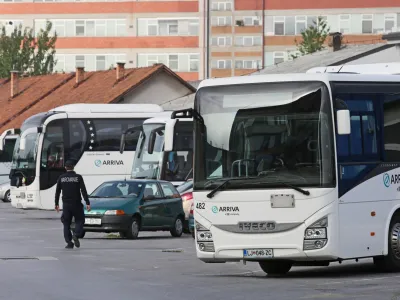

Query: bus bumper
left=10, top=190, right=40, bottom=209
left=195, top=214, right=338, bottom=263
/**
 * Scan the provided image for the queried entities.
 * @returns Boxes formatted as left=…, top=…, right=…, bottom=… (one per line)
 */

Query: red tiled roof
left=0, top=64, right=195, bottom=133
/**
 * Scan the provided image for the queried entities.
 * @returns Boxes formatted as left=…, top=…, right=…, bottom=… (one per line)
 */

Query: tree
left=0, top=21, right=57, bottom=78
left=292, top=17, right=330, bottom=59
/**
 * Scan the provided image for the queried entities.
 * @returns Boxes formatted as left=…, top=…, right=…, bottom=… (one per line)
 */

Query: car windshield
left=90, top=182, right=144, bottom=198
left=193, top=81, right=335, bottom=191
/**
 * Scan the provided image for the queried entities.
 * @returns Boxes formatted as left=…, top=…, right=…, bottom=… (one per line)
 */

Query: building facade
left=0, top=0, right=399, bottom=80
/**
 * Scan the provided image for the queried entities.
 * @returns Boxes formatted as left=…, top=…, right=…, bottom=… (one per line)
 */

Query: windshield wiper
left=206, top=176, right=310, bottom=198
left=276, top=181, right=310, bottom=196
left=206, top=178, right=243, bottom=199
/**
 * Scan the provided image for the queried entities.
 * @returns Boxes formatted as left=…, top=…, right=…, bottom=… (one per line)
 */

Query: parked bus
left=171, top=73, right=400, bottom=275
left=120, top=111, right=193, bottom=187
left=10, top=103, right=164, bottom=210
left=0, top=129, right=19, bottom=184
left=120, top=112, right=193, bottom=230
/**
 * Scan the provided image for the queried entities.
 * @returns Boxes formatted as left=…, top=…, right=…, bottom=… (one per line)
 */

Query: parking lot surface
left=1, top=202, right=400, bottom=300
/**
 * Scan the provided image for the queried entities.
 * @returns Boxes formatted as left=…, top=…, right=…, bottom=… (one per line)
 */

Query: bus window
left=0, top=138, right=16, bottom=163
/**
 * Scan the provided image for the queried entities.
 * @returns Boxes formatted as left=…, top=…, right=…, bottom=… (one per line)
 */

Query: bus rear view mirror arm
left=337, top=110, right=351, bottom=135
left=119, top=125, right=143, bottom=154
left=19, top=127, right=41, bottom=151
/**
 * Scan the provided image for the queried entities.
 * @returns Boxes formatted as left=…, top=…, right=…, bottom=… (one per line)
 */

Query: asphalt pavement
left=0, top=201, right=400, bottom=300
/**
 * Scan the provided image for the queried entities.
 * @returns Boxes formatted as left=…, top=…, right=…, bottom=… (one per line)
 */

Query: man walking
left=55, top=160, right=91, bottom=249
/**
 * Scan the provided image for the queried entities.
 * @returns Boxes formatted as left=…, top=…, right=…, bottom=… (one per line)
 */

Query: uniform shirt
left=55, top=171, right=90, bottom=207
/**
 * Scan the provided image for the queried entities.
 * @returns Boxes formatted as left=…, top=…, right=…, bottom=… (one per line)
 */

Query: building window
left=235, top=60, right=261, bottom=69
left=0, top=20, right=23, bottom=36
left=235, top=36, right=262, bottom=46
left=217, top=60, right=231, bottom=69
left=211, top=1, right=232, bottom=11
left=362, top=14, right=373, bottom=34
left=274, top=16, right=285, bottom=35
left=384, top=14, right=396, bottom=32
left=76, top=55, right=85, bottom=68
left=236, top=16, right=261, bottom=26
left=339, top=14, right=351, bottom=34
left=139, top=18, right=199, bottom=36
left=211, top=36, right=232, bottom=47
left=295, top=16, right=307, bottom=34
left=168, top=55, right=179, bottom=71
left=273, top=52, right=285, bottom=64
left=34, top=19, right=127, bottom=37
left=137, top=53, right=200, bottom=72
left=189, top=54, right=199, bottom=72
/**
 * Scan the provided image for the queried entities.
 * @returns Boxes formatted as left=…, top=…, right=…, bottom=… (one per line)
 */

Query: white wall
left=121, top=71, right=194, bottom=106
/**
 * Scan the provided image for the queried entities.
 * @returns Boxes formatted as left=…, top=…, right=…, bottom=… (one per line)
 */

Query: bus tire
left=259, top=261, right=292, bottom=275
left=374, top=215, right=400, bottom=272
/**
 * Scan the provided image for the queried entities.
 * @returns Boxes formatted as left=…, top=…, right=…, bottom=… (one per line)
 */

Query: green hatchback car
left=78, top=179, right=185, bottom=239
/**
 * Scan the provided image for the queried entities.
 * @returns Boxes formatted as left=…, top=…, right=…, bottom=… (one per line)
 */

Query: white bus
left=170, top=73, right=400, bottom=275
left=0, top=129, right=19, bottom=184
left=10, top=103, right=164, bottom=210
left=120, top=111, right=193, bottom=187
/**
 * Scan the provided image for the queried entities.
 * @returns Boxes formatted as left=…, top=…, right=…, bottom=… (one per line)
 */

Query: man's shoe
left=65, top=243, right=74, bottom=249
left=72, top=235, right=80, bottom=248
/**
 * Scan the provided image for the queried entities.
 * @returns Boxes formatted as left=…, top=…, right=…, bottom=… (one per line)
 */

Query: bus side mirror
left=119, top=133, right=126, bottom=154
left=148, top=131, right=157, bottom=154
left=337, top=110, right=351, bottom=135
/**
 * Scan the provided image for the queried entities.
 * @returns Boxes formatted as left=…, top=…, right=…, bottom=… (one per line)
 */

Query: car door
left=140, top=182, right=165, bottom=228
left=159, top=182, right=183, bottom=227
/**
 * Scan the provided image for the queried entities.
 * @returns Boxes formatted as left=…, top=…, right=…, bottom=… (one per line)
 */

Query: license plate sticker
left=243, top=249, right=273, bottom=258
left=85, top=218, right=101, bottom=225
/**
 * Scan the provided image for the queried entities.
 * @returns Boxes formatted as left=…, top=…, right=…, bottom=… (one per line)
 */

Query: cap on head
left=65, top=160, right=75, bottom=169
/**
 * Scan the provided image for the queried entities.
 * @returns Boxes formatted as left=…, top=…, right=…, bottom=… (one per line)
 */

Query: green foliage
left=292, top=17, right=330, bottom=59
left=0, top=21, right=57, bottom=78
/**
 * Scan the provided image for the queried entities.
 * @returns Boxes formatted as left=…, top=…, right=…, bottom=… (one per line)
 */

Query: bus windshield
left=11, top=133, right=39, bottom=177
left=193, top=81, right=335, bottom=191
left=131, top=123, right=164, bottom=179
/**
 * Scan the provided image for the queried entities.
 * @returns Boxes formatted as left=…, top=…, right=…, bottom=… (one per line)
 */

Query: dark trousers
left=61, top=203, right=85, bottom=244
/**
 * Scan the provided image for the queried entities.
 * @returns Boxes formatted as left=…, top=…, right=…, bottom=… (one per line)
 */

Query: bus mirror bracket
left=120, top=125, right=143, bottom=154
left=148, top=126, right=164, bottom=155
left=164, top=119, right=177, bottom=152
left=0, top=128, right=18, bottom=151
left=19, top=127, right=39, bottom=151
left=337, top=110, right=351, bottom=135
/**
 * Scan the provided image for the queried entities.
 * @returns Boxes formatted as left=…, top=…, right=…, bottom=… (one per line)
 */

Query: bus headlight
left=303, top=216, right=328, bottom=250
left=195, top=221, right=215, bottom=252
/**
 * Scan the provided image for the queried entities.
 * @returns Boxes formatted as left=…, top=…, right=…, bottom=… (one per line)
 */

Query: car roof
left=101, top=179, right=173, bottom=184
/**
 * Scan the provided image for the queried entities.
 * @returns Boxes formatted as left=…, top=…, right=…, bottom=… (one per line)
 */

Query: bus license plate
left=85, top=218, right=101, bottom=225
left=243, top=249, right=273, bottom=258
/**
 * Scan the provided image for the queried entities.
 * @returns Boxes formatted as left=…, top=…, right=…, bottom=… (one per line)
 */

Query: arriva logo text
left=95, top=160, right=124, bottom=167
left=212, top=206, right=240, bottom=215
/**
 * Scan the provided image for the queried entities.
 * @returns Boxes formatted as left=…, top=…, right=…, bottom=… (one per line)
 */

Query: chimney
left=10, top=70, right=19, bottom=98
left=75, top=67, right=85, bottom=84
left=116, top=62, right=125, bottom=80
left=329, top=32, right=342, bottom=51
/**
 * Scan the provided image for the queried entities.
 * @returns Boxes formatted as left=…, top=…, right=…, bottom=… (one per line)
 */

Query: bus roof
left=197, top=73, right=400, bottom=89
left=143, top=112, right=193, bottom=125
left=49, top=104, right=164, bottom=114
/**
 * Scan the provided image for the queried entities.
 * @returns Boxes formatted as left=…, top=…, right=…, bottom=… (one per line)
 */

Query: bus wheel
left=259, top=261, right=292, bottom=275
left=374, top=215, right=400, bottom=272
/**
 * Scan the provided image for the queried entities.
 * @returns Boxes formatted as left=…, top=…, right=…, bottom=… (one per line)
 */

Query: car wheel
left=191, top=231, right=195, bottom=239
left=170, top=217, right=183, bottom=237
left=3, top=190, right=10, bottom=202
left=126, top=217, right=140, bottom=240
left=374, top=215, right=400, bottom=272
left=259, top=261, right=292, bottom=276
